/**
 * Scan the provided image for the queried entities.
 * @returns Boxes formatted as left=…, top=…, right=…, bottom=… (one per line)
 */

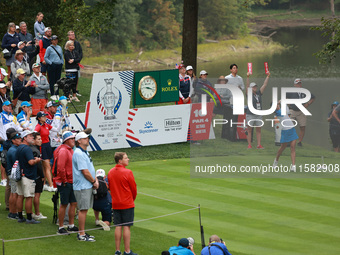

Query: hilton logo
left=165, top=118, right=182, bottom=131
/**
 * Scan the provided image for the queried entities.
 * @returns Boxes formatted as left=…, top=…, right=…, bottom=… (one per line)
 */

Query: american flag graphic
left=118, top=70, right=134, bottom=97
left=125, top=108, right=142, bottom=145
left=97, top=88, right=107, bottom=115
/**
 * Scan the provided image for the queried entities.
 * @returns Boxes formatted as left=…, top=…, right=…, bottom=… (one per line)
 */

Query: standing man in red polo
left=107, top=152, right=137, bottom=255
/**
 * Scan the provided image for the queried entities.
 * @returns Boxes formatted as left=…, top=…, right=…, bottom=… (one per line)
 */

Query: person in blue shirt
left=201, top=235, right=232, bottom=255
left=17, top=101, right=33, bottom=130
left=44, top=35, right=64, bottom=95
left=169, top=238, right=195, bottom=255
left=6, top=129, right=22, bottom=220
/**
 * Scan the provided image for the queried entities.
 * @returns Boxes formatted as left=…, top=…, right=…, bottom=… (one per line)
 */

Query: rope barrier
left=3, top=206, right=198, bottom=243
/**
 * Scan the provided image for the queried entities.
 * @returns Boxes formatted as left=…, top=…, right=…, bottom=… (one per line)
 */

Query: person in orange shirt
left=107, top=152, right=137, bottom=255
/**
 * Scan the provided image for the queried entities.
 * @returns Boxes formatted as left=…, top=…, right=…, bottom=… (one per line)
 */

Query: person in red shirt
left=54, top=131, right=79, bottom=235
left=107, top=152, right=137, bottom=255
left=34, top=111, right=58, bottom=192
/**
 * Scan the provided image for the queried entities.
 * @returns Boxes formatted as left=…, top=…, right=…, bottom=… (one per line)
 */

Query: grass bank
left=81, top=35, right=285, bottom=73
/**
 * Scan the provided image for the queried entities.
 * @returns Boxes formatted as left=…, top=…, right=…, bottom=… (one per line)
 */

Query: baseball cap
left=44, top=27, right=51, bottom=32
left=16, top=68, right=26, bottom=75
left=250, top=82, right=257, bottom=88
left=178, top=64, right=185, bottom=70
left=0, top=83, right=7, bottom=89
left=178, top=238, right=189, bottom=248
left=6, top=128, right=17, bottom=140
left=294, top=78, right=302, bottom=84
left=1, top=68, right=8, bottom=76
left=51, top=35, right=58, bottom=40
left=32, top=63, right=41, bottom=68
left=21, top=101, right=32, bottom=107
left=332, top=101, right=339, bottom=106
left=21, top=130, right=34, bottom=138
left=46, top=101, right=59, bottom=108
left=186, top=65, right=193, bottom=71
left=59, top=96, right=67, bottom=101
left=36, top=111, right=47, bottom=118
left=96, top=169, right=105, bottom=178
left=3, top=101, right=11, bottom=106
left=15, top=25, right=19, bottom=30
left=62, top=131, right=76, bottom=143
left=75, top=131, right=89, bottom=141
left=18, top=41, right=25, bottom=48
left=200, top=70, right=208, bottom=75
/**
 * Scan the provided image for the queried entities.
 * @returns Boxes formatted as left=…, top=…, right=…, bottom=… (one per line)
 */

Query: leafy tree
left=136, top=0, right=181, bottom=49
left=313, top=17, right=340, bottom=63
left=104, top=0, right=142, bottom=52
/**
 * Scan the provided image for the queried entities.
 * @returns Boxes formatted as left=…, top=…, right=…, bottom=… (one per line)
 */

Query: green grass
left=1, top=155, right=340, bottom=254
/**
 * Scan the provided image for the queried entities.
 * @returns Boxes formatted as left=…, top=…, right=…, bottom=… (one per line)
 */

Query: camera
left=55, top=77, right=75, bottom=98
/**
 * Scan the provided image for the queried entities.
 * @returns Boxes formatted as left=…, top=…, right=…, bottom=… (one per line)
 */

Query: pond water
left=198, top=27, right=340, bottom=150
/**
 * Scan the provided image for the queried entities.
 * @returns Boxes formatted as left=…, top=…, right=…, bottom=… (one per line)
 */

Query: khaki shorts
left=289, top=109, right=307, bottom=127
left=74, top=188, right=93, bottom=210
left=17, top=176, right=36, bottom=197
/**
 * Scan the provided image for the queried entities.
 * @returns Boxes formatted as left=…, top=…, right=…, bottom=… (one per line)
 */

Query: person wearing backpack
left=93, top=169, right=111, bottom=231
left=200, top=235, right=232, bottom=255
left=53, top=131, right=78, bottom=235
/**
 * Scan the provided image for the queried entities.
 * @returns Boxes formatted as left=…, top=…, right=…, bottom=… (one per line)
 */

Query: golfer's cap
left=200, top=70, right=208, bottom=75
left=3, top=101, right=11, bottom=106
left=75, top=131, right=89, bottom=141
left=21, top=101, right=32, bottom=107
left=96, top=169, right=105, bottom=178
left=21, top=130, right=34, bottom=138
left=62, top=131, right=75, bottom=143
left=16, top=68, right=25, bottom=75
left=186, top=65, right=193, bottom=71
left=178, top=238, right=189, bottom=247
left=250, top=82, right=257, bottom=88
left=294, top=78, right=302, bottom=84
left=1, top=68, right=8, bottom=76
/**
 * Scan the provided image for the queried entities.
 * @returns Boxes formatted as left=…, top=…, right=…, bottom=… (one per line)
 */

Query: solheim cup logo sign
left=97, top=78, right=123, bottom=120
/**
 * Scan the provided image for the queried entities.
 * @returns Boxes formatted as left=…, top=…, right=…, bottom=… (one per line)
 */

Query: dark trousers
left=47, top=63, right=63, bottom=95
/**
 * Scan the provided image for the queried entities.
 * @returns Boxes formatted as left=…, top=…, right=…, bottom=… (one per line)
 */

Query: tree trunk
left=182, top=0, right=198, bottom=73
left=330, top=0, right=335, bottom=17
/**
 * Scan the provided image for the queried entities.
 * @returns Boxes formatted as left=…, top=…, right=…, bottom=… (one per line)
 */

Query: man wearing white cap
left=54, top=131, right=78, bottom=235
left=287, top=79, right=315, bottom=146
left=72, top=131, right=98, bottom=241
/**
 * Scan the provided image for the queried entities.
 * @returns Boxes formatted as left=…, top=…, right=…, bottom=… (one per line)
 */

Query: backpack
left=11, top=160, right=22, bottom=182
left=95, top=176, right=108, bottom=200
